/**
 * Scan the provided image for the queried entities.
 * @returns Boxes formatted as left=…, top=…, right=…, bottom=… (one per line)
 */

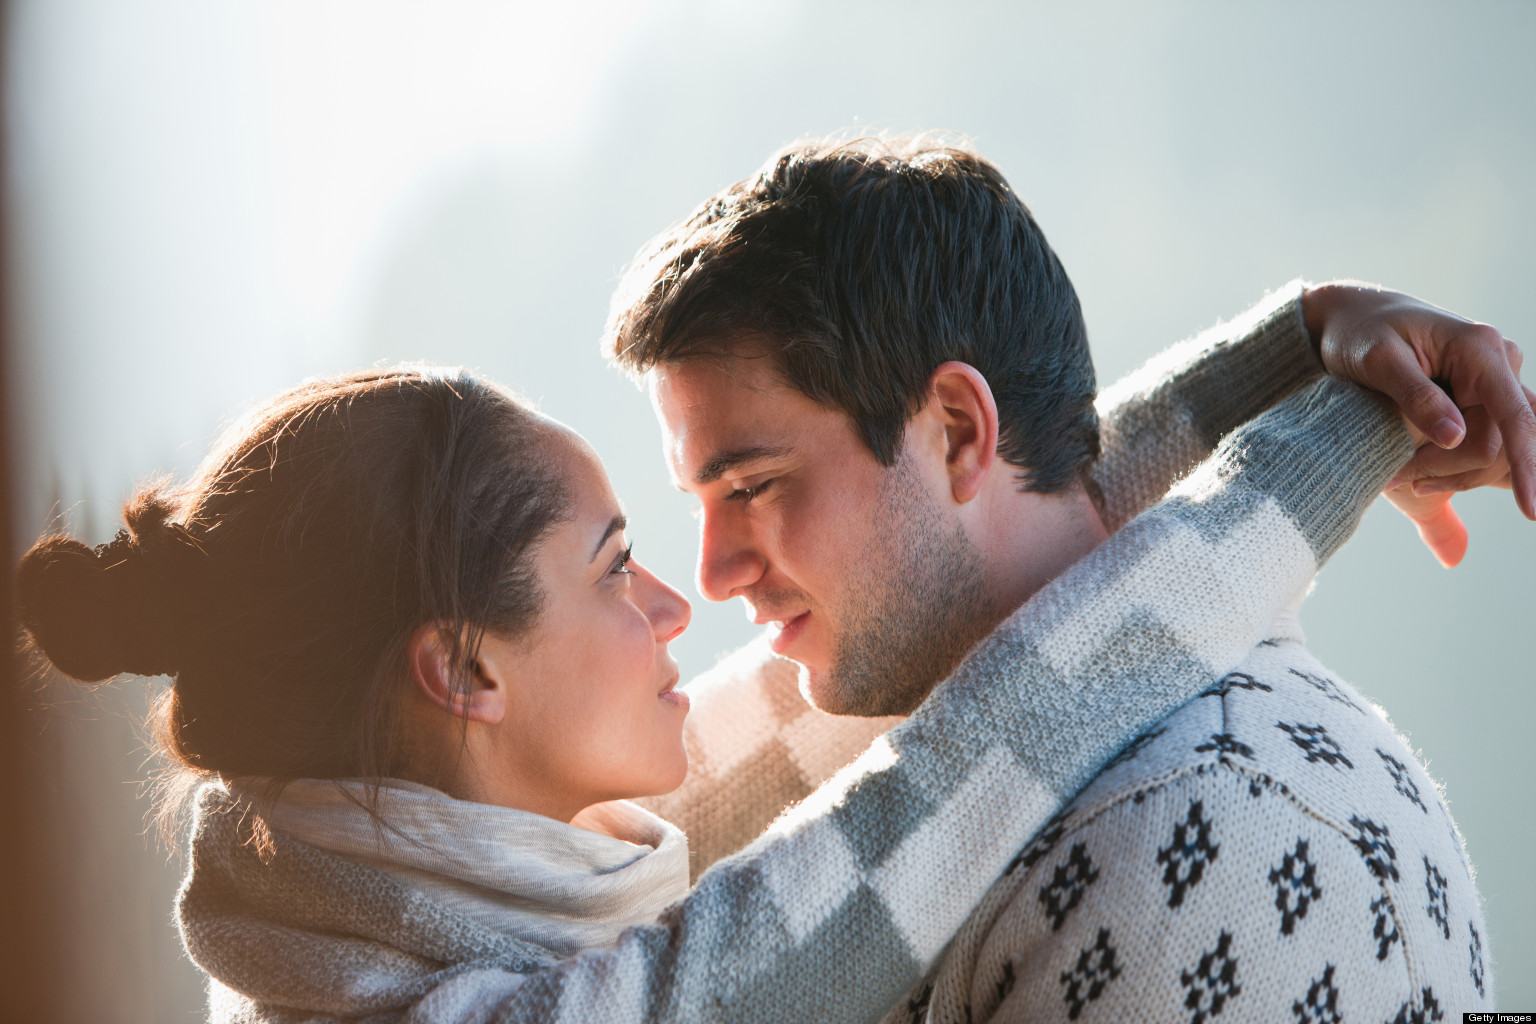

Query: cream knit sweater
left=178, top=287, right=1420, bottom=1022
left=874, top=613, right=1490, bottom=1022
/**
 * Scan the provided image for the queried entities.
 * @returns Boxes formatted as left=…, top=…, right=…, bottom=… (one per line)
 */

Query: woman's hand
left=1302, top=282, right=1534, bottom=566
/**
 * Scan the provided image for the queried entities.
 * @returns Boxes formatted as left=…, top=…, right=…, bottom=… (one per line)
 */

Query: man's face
left=650, top=351, right=991, bottom=717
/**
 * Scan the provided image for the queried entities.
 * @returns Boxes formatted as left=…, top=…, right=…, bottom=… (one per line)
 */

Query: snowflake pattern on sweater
left=888, top=623, right=1492, bottom=1023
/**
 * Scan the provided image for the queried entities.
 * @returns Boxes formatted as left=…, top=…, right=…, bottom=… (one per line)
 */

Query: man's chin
left=794, top=660, right=914, bottom=718
left=793, top=662, right=855, bottom=716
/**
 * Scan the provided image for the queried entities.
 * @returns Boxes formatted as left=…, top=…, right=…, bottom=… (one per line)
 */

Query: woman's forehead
left=540, top=429, right=626, bottom=553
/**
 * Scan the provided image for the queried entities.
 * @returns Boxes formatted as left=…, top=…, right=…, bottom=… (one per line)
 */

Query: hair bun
left=16, top=516, right=185, bottom=681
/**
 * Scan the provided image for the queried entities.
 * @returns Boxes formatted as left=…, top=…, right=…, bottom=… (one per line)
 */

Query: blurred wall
left=6, top=1, right=1533, bottom=1019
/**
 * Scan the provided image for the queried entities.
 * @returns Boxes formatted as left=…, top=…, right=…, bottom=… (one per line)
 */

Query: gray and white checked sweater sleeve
left=415, top=379, right=1411, bottom=1022
left=1092, top=280, right=1317, bottom=531
left=638, top=282, right=1321, bottom=878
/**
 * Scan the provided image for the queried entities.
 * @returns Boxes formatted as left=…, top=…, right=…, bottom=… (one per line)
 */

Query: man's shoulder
left=1063, top=636, right=1437, bottom=824
left=897, top=638, right=1492, bottom=1024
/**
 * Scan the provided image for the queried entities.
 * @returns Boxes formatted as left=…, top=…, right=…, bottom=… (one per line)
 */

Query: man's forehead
left=650, top=357, right=797, bottom=431
left=648, top=348, right=789, bottom=402
left=647, top=358, right=823, bottom=481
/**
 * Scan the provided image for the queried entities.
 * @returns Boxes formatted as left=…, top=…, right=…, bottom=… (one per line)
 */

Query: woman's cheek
left=620, top=602, right=659, bottom=672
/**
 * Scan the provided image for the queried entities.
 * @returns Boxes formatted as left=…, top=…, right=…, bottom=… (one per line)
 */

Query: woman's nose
left=640, top=564, right=691, bottom=642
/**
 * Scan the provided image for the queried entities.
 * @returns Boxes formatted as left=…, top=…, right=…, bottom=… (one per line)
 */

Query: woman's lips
left=659, top=675, right=689, bottom=710
left=767, top=611, right=810, bottom=656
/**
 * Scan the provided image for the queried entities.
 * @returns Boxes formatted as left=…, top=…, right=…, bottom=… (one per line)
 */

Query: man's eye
left=727, top=479, right=774, bottom=504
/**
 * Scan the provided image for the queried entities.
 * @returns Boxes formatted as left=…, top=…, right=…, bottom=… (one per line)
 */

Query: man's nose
left=695, top=507, right=766, bottom=603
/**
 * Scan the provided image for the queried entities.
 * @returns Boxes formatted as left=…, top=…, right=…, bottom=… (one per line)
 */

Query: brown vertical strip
left=0, top=0, right=66, bottom=1014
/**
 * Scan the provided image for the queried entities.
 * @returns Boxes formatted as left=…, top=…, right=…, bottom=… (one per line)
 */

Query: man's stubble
left=808, top=453, right=994, bottom=718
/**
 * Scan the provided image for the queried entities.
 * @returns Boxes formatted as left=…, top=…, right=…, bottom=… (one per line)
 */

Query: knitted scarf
left=249, top=779, right=689, bottom=957
left=179, top=780, right=689, bottom=1022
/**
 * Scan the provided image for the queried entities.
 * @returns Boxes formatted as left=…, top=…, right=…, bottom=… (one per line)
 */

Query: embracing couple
left=17, top=137, right=1531, bottom=1023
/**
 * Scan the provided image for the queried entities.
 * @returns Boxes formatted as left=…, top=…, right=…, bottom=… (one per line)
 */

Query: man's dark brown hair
left=604, top=136, right=1100, bottom=492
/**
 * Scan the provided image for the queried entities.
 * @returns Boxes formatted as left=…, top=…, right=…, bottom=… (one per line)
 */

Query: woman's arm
left=468, top=377, right=1411, bottom=1023
left=1095, top=280, right=1533, bottom=542
left=1092, top=282, right=1317, bottom=531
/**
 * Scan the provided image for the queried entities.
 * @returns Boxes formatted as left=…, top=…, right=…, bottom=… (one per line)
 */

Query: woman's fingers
left=1384, top=485, right=1469, bottom=568
left=1413, top=466, right=1514, bottom=496
left=1413, top=503, right=1462, bottom=568
left=1456, top=334, right=1536, bottom=519
left=1306, top=282, right=1533, bottom=518
left=1394, top=406, right=1502, bottom=486
left=1353, top=335, right=1465, bottom=447
left=1412, top=501, right=1470, bottom=569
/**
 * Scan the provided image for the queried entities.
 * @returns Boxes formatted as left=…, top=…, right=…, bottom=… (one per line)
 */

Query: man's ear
left=926, top=361, right=999, bottom=504
left=406, top=623, right=506, bottom=725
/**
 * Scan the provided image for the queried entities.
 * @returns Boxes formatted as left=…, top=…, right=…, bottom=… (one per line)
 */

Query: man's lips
left=762, top=611, right=811, bottom=656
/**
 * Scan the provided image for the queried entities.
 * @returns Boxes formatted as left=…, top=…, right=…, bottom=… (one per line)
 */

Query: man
left=617, top=139, right=1530, bottom=1019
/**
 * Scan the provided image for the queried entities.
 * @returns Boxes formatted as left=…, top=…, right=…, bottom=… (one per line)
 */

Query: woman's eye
left=727, top=479, right=774, bottom=504
left=610, top=544, right=635, bottom=577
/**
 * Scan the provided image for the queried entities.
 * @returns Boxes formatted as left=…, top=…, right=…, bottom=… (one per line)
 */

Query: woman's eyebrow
left=589, top=514, right=627, bottom=562
left=694, top=445, right=793, bottom=485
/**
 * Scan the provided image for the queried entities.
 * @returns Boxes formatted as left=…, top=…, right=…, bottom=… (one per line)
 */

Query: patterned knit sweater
left=876, top=614, right=1491, bottom=1023
left=178, top=288, right=1414, bottom=1022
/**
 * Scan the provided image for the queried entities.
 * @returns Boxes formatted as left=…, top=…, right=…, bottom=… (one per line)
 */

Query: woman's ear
left=406, top=623, right=506, bottom=725
left=927, top=361, right=1000, bottom=504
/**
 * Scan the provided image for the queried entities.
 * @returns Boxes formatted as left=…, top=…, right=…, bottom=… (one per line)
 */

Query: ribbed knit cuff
left=1181, top=279, right=1323, bottom=446
left=1204, top=376, right=1413, bottom=563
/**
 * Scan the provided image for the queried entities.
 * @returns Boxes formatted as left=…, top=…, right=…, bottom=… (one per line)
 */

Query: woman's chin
left=638, top=747, right=690, bottom=799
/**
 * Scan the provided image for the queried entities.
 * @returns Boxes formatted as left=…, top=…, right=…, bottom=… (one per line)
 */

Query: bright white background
left=7, top=1, right=1533, bottom=1017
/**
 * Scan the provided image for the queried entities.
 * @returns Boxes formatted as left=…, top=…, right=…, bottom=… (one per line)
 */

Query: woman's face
left=471, top=428, right=693, bottom=822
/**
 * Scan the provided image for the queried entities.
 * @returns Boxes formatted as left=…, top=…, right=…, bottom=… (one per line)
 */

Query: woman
left=15, top=363, right=1410, bottom=1022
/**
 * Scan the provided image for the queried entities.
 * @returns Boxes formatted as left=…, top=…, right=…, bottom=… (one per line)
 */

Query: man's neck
left=970, top=479, right=1110, bottom=631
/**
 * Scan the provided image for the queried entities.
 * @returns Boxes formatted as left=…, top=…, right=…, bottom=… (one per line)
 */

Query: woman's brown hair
left=14, top=366, right=567, bottom=836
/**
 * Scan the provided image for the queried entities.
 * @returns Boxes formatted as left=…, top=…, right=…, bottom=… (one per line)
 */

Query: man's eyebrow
left=694, top=445, right=793, bottom=485
left=589, top=514, right=628, bottom=562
